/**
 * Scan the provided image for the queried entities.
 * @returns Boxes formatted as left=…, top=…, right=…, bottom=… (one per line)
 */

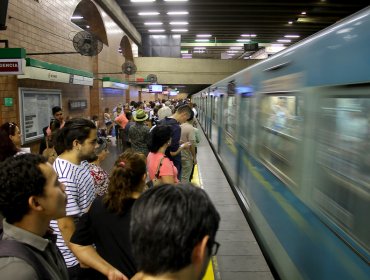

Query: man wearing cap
left=128, top=109, right=150, bottom=156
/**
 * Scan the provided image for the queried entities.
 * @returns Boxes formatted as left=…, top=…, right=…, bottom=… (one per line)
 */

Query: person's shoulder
left=0, top=257, right=38, bottom=279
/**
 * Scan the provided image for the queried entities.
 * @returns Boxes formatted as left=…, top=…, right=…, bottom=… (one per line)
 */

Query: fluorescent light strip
left=149, top=29, right=165, bottom=32
left=152, top=35, right=167, bottom=38
left=172, top=34, right=181, bottom=38
left=71, top=16, right=83, bottom=19
left=277, top=39, right=291, bottom=43
left=237, top=39, right=250, bottom=42
left=195, top=39, right=209, bottom=42
left=144, top=22, right=163, bottom=25
left=131, top=0, right=155, bottom=2
left=170, top=22, right=188, bottom=25
left=138, top=12, right=160, bottom=16
left=230, top=46, right=243, bottom=50
left=227, top=50, right=239, bottom=53
left=167, top=11, right=188, bottom=15
left=241, top=34, right=257, bottom=37
left=284, top=35, right=300, bottom=38
left=194, top=47, right=206, bottom=50
left=164, top=0, right=188, bottom=2
left=196, top=34, right=212, bottom=37
left=171, top=29, right=188, bottom=32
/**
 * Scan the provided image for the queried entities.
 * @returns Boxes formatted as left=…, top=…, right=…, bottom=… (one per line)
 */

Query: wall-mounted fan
left=122, top=61, right=137, bottom=75
left=73, top=31, right=103, bottom=56
left=147, top=74, right=157, bottom=84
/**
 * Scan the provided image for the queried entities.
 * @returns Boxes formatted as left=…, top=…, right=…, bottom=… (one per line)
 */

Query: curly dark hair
left=0, top=122, right=19, bottom=162
left=0, top=154, right=48, bottom=223
left=103, top=149, right=146, bottom=214
left=148, top=125, right=172, bottom=153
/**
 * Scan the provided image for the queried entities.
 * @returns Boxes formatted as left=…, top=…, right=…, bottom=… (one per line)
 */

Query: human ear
left=72, top=139, right=80, bottom=150
left=191, top=235, right=210, bottom=276
left=28, top=196, right=43, bottom=211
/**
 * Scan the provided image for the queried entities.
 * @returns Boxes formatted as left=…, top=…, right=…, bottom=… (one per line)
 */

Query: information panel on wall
left=19, top=88, right=61, bottom=143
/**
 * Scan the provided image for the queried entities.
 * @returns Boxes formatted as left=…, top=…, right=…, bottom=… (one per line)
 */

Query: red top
left=147, top=152, right=179, bottom=183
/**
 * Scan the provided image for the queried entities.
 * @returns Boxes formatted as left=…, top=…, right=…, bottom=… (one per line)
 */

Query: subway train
left=192, top=7, right=370, bottom=280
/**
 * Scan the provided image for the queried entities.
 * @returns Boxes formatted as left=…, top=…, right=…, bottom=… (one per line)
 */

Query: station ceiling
left=116, top=0, right=369, bottom=59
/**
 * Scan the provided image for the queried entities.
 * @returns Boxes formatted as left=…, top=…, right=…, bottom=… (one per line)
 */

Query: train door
left=219, top=91, right=238, bottom=182
left=211, top=95, right=219, bottom=150
left=207, top=92, right=212, bottom=137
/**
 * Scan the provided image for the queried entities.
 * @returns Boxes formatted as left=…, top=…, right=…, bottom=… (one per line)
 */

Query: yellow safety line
left=191, top=164, right=216, bottom=280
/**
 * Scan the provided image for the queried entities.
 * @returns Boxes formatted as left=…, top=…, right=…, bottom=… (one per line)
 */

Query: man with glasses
left=130, top=183, right=220, bottom=280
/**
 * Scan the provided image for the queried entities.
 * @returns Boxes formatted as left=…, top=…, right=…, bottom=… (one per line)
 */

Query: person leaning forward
left=0, top=154, right=68, bottom=279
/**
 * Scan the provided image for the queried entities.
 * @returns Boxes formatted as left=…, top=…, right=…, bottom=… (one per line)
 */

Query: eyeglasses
left=210, top=241, right=220, bottom=256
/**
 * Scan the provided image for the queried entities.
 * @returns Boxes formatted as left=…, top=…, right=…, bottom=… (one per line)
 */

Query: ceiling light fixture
left=172, top=34, right=181, bottom=38
left=288, top=21, right=293, bottom=24
left=144, top=22, right=163, bottom=25
left=138, top=12, right=160, bottom=16
left=170, top=22, right=189, bottom=25
left=237, top=39, right=251, bottom=42
left=196, top=34, right=212, bottom=37
left=195, top=39, right=209, bottom=42
left=131, top=0, right=156, bottom=2
left=171, top=29, right=188, bottom=32
left=167, top=11, right=189, bottom=15
left=152, top=35, right=167, bottom=38
left=149, top=29, right=165, bottom=32
left=230, top=46, right=243, bottom=50
left=241, top=34, right=257, bottom=37
left=164, top=0, right=188, bottom=2
left=284, top=35, right=300, bottom=38
left=194, top=47, right=206, bottom=50
left=277, top=39, right=291, bottom=43
left=71, top=16, right=83, bottom=20
left=301, top=11, right=306, bottom=15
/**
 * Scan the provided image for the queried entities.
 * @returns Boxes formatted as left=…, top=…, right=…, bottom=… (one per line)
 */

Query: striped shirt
left=50, top=158, right=95, bottom=267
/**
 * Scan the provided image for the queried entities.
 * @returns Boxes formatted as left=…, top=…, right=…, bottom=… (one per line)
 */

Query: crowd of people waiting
left=0, top=99, right=219, bottom=280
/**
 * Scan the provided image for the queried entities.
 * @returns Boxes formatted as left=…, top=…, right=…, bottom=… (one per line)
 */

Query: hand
left=107, top=267, right=128, bottom=280
left=180, top=142, right=191, bottom=149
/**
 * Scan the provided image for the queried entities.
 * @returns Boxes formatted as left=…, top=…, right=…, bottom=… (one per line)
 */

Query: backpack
left=0, top=224, right=54, bottom=279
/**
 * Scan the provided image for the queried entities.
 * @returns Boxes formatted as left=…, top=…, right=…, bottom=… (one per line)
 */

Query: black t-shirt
left=71, top=197, right=137, bottom=279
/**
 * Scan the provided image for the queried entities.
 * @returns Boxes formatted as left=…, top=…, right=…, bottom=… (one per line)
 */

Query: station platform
left=102, top=129, right=274, bottom=280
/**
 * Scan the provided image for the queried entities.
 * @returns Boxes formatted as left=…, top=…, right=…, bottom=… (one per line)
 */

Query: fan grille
left=73, top=31, right=103, bottom=56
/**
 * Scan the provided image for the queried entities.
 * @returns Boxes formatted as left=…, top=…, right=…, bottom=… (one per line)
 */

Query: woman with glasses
left=0, top=122, right=22, bottom=162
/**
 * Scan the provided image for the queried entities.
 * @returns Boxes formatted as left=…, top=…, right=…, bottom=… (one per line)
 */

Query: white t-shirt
left=50, top=158, right=95, bottom=268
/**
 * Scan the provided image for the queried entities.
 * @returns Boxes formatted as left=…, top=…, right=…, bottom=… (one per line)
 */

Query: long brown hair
left=103, top=149, right=146, bottom=214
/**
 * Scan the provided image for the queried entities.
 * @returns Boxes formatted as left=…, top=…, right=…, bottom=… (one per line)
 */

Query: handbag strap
left=155, top=157, right=165, bottom=179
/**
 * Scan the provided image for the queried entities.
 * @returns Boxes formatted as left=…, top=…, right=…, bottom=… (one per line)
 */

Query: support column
left=90, top=56, right=100, bottom=118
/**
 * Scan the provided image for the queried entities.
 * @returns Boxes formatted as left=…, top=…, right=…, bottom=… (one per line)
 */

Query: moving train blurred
left=192, top=7, right=370, bottom=280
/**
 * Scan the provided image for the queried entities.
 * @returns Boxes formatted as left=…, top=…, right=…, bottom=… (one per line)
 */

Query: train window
left=225, top=96, right=237, bottom=136
left=313, top=96, right=370, bottom=255
left=259, top=95, right=304, bottom=184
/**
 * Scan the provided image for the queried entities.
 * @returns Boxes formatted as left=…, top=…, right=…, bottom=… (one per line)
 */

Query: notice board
left=19, top=88, right=61, bottom=143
